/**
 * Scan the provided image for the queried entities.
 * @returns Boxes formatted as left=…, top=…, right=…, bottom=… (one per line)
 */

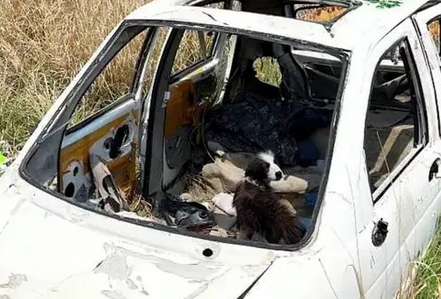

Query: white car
left=2, top=0, right=441, bottom=298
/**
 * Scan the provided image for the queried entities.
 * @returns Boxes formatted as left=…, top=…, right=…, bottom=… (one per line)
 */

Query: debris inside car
left=20, top=0, right=379, bottom=247
left=22, top=22, right=345, bottom=246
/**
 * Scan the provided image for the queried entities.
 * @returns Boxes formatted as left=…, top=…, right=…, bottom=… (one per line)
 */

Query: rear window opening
left=194, top=0, right=358, bottom=25
left=22, top=23, right=347, bottom=249
left=294, top=5, right=349, bottom=23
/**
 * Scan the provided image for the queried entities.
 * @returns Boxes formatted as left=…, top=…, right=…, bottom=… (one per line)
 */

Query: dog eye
left=265, top=162, right=270, bottom=169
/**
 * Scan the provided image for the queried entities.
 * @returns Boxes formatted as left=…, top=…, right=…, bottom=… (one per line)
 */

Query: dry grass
left=0, top=3, right=349, bottom=156
left=184, top=175, right=218, bottom=204
left=254, top=57, right=282, bottom=87
left=70, top=30, right=148, bottom=126
left=297, top=6, right=347, bottom=23
left=1, top=2, right=441, bottom=296
left=400, top=229, right=441, bottom=299
left=0, top=0, right=147, bottom=156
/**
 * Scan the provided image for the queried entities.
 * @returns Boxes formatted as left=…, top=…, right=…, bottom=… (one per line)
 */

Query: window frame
left=20, top=20, right=350, bottom=251
left=66, top=27, right=153, bottom=132
left=364, top=37, right=429, bottom=203
left=65, top=94, right=134, bottom=134
left=168, top=29, right=221, bottom=81
left=427, top=16, right=441, bottom=57
left=423, top=16, right=441, bottom=140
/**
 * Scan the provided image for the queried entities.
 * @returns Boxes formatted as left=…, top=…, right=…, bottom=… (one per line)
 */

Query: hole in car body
left=21, top=1, right=355, bottom=250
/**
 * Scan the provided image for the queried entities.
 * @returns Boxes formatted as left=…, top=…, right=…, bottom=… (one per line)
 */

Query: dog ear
left=245, top=158, right=270, bottom=183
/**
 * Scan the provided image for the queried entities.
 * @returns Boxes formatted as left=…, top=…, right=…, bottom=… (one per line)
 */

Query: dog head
left=257, top=151, right=283, bottom=181
left=245, top=152, right=283, bottom=186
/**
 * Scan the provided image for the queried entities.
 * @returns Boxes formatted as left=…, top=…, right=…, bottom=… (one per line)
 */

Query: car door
left=162, top=29, right=221, bottom=190
left=58, top=29, right=152, bottom=201
left=413, top=2, right=441, bottom=255
left=356, top=19, right=441, bottom=299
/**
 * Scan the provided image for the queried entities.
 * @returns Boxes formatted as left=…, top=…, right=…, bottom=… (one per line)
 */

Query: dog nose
left=275, top=171, right=282, bottom=180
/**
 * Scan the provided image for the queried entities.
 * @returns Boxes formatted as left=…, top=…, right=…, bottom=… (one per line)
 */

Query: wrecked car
left=2, top=0, right=441, bottom=297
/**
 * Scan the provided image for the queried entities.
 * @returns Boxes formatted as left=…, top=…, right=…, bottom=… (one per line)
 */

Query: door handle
left=429, top=158, right=441, bottom=182
left=372, top=218, right=388, bottom=247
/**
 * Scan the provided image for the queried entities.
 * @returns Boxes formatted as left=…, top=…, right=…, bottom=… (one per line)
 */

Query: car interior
left=49, top=24, right=344, bottom=244
left=364, top=39, right=425, bottom=194
left=22, top=0, right=422, bottom=247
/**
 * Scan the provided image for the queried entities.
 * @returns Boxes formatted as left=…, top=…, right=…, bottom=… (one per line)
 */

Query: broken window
left=154, top=29, right=346, bottom=245
left=253, top=57, right=282, bottom=88
left=194, top=0, right=353, bottom=23
left=294, top=5, right=348, bottom=23
left=23, top=23, right=348, bottom=248
left=364, top=39, right=427, bottom=196
left=428, top=18, right=441, bottom=56
left=58, top=26, right=166, bottom=203
left=171, top=30, right=218, bottom=77
left=69, top=30, right=150, bottom=128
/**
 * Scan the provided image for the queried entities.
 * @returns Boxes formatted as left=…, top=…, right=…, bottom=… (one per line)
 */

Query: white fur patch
left=257, top=151, right=275, bottom=164
left=258, top=151, right=283, bottom=181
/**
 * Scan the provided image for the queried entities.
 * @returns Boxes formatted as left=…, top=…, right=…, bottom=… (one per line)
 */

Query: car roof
left=126, top=0, right=432, bottom=51
left=332, top=0, right=431, bottom=48
left=127, top=4, right=340, bottom=49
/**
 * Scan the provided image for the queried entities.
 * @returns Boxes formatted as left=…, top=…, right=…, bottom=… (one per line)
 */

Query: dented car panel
left=2, top=0, right=441, bottom=298
left=0, top=171, right=278, bottom=299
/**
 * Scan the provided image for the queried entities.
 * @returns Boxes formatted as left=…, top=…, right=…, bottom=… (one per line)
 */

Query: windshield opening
left=21, top=21, right=348, bottom=250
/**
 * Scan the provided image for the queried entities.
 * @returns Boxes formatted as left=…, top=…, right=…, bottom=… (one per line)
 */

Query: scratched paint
left=1, top=1, right=441, bottom=299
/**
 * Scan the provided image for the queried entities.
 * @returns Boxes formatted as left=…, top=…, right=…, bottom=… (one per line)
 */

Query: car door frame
left=142, top=25, right=238, bottom=199
left=349, top=18, right=440, bottom=298
left=57, top=27, right=155, bottom=199
left=412, top=0, right=441, bottom=266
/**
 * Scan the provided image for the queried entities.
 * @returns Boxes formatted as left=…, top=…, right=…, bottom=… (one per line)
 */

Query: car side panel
left=59, top=99, right=139, bottom=199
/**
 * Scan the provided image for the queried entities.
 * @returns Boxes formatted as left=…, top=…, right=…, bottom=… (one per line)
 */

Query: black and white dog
left=233, top=152, right=305, bottom=244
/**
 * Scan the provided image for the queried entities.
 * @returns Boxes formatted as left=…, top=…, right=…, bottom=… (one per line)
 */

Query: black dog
left=233, top=157, right=305, bottom=244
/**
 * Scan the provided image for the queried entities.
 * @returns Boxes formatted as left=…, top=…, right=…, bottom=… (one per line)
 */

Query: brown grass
left=0, top=3, right=368, bottom=156
left=298, top=6, right=347, bottom=23
left=0, top=0, right=147, bottom=155
left=400, top=228, right=441, bottom=299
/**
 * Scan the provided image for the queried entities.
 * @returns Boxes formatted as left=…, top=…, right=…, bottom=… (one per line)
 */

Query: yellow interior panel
left=59, top=115, right=137, bottom=197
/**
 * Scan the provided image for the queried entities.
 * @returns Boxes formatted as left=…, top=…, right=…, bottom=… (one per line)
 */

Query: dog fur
left=233, top=154, right=305, bottom=244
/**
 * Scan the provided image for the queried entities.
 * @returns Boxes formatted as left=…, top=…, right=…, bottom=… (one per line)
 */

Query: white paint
left=2, top=1, right=441, bottom=298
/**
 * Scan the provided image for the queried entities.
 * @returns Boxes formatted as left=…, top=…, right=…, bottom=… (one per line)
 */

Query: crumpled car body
left=2, top=0, right=441, bottom=298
